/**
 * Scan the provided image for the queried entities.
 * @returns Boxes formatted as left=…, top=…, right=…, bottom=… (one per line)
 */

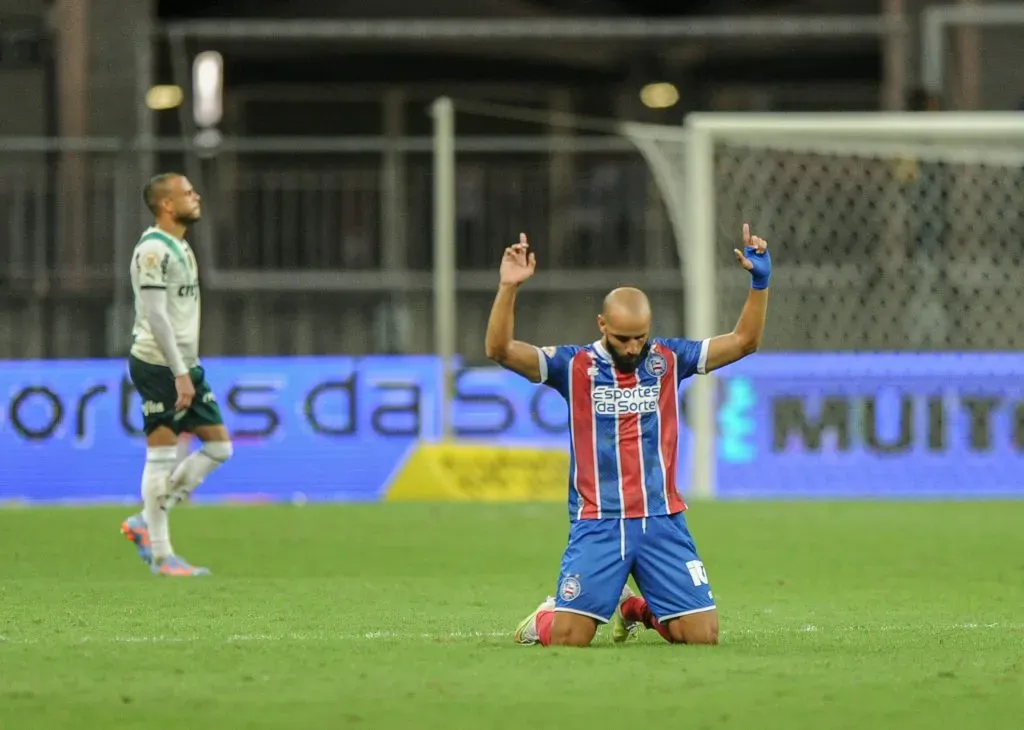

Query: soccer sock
left=142, top=446, right=178, bottom=561
left=165, top=441, right=233, bottom=508
left=621, top=596, right=674, bottom=643
left=176, top=436, right=191, bottom=465
left=536, top=609, right=555, bottom=647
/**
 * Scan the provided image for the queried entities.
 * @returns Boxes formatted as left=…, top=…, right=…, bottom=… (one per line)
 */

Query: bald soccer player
left=485, top=225, right=771, bottom=647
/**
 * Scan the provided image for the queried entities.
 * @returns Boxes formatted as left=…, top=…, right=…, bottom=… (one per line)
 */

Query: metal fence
left=705, top=130, right=1024, bottom=352
left=0, top=137, right=682, bottom=360
left=5, top=125, right=1021, bottom=363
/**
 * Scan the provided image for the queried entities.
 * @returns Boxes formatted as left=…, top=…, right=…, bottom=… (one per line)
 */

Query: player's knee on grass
left=550, top=612, right=598, bottom=647
left=666, top=610, right=719, bottom=645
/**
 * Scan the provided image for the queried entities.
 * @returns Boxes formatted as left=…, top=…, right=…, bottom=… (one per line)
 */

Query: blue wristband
left=746, top=246, right=771, bottom=290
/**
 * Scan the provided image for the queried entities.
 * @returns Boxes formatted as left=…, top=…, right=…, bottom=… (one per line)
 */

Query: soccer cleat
left=513, top=596, right=555, bottom=645
left=611, top=583, right=641, bottom=643
left=150, top=555, right=211, bottom=577
left=120, top=513, right=153, bottom=566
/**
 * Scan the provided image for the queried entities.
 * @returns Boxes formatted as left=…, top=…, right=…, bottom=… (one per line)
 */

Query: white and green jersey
left=129, top=226, right=201, bottom=369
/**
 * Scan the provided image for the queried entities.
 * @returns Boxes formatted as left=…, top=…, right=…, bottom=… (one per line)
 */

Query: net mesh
left=625, top=123, right=1024, bottom=497
left=707, top=135, right=1024, bottom=351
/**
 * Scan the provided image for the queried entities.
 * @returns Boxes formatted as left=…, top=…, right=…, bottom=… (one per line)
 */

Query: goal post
left=684, top=111, right=1024, bottom=500
left=431, top=97, right=457, bottom=443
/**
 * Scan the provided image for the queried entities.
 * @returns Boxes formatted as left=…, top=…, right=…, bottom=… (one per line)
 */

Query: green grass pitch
left=1, top=500, right=1022, bottom=729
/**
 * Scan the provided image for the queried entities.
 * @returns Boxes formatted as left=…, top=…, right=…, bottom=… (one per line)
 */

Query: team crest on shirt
left=558, top=575, right=582, bottom=602
left=645, top=351, right=668, bottom=378
left=140, top=251, right=161, bottom=270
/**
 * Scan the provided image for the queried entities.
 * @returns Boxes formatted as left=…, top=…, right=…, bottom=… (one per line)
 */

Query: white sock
left=176, top=436, right=192, bottom=465
left=165, top=441, right=233, bottom=508
left=142, top=446, right=178, bottom=561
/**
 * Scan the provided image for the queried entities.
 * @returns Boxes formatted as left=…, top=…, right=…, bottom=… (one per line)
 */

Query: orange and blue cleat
left=120, top=513, right=152, bottom=566
left=151, top=555, right=211, bottom=577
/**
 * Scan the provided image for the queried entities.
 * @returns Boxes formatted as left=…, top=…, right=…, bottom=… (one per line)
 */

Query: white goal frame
left=684, top=111, right=1024, bottom=499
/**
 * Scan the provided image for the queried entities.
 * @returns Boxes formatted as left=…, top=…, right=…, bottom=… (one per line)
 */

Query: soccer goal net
left=430, top=101, right=1024, bottom=502
left=686, top=112, right=1024, bottom=500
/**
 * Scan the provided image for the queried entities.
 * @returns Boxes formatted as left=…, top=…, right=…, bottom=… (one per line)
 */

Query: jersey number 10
left=686, top=560, right=709, bottom=587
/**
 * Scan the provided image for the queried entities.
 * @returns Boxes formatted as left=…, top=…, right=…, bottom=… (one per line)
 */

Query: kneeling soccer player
left=484, top=226, right=772, bottom=646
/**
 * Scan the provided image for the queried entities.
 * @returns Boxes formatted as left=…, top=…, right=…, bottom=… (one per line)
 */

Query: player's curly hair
left=142, top=173, right=183, bottom=215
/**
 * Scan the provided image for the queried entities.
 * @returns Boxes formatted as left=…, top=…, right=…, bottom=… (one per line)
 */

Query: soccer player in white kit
left=119, top=173, right=234, bottom=577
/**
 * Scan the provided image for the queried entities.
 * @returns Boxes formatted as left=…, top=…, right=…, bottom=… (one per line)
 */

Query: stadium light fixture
left=145, top=85, right=183, bottom=111
left=192, top=50, right=223, bottom=128
left=640, top=82, right=680, bottom=109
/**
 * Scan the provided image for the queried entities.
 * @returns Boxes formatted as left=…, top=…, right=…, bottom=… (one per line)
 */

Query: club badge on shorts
left=645, top=352, right=667, bottom=378
left=558, top=575, right=581, bottom=602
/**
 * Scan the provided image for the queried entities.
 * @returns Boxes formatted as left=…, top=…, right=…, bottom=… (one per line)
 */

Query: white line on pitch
left=0, top=623, right=1014, bottom=646
left=0, top=630, right=511, bottom=645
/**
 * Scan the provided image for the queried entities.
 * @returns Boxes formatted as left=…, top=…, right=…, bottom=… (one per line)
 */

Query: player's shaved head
left=602, top=287, right=651, bottom=322
left=598, top=287, right=652, bottom=373
left=143, top=173, right=182, bottom=215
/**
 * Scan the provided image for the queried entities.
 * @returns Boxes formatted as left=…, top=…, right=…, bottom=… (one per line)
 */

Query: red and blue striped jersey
left=535, top=337, right=708, bottom=521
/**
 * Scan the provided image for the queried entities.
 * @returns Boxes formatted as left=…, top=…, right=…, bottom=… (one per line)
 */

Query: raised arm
left=484, top=234, right=544, bottom=383
left=704, top=223, right=772, bottom=373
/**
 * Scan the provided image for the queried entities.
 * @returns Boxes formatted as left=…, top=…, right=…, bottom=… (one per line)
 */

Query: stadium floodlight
left=145, top=85, right=183, bottom=111
left=192, top=50, right=223, bottom=128
left=640, top=82, right=679, bottom=110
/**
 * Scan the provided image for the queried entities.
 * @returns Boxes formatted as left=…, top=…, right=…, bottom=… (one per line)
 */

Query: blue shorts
left=553, top=512, right=715, bottom=624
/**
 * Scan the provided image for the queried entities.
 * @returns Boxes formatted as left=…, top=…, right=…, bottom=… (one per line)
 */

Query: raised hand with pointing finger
left=500, top=232, right=537, bottom=286
left=733, top=222, right=771, bottom=291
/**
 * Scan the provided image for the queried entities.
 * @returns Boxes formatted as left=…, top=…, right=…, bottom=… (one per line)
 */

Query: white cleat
left=513, top=596, right=556, bottom=646
left=611, top=584, right=641, bottom=643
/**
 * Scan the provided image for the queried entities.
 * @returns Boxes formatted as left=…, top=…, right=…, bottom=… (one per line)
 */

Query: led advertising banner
left=0, top=354, right=1021, bottom=503
left=715, top=354, right=1024, bottom=498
